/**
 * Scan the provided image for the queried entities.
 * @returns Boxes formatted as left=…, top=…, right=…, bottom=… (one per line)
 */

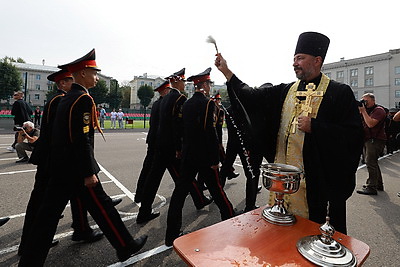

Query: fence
left=0, top=109, right=151, bottom=120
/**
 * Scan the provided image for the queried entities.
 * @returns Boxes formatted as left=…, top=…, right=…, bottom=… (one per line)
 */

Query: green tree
left=137, top=84, right=154, bottom=108
left=0, top=59, right=23, bottom=101
left=120, top=85, right=131, bottom=109
left=2, top=56, right=26, bottom=63
left=89, top=79, right=109, bottom=105
left=107, top=79, right=122, bottom=110
left=137, top=84, right=154, bottom=128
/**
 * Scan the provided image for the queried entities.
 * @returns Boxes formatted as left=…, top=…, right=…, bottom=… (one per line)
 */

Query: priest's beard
left=295, top=68, right=313, bottom=81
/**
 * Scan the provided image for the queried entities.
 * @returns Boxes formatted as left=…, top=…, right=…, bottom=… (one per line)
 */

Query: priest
left=215, top=32, right=363, bottom=234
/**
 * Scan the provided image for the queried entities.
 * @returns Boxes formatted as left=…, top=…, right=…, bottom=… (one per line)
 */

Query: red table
left=174, top=206, right=370, bottom=266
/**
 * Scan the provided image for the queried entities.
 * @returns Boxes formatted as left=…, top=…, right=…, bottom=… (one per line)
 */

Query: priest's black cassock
left=227, top=73, right=364, bottom=234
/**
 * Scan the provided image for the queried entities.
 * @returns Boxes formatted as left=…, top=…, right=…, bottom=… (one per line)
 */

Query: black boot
left=116, top=235, right=148, bottom=262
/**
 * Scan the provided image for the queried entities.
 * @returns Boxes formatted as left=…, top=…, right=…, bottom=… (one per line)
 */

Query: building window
left=325, top=72, right=331, bottom=78
left=351, top=79, right=358, bottom=87
left=34, top=94, right=40, bottom=100
left=396, top=91, right=400, bottom=98
left=350, top=69, right=358, bottom=77
left=395, top=78, right=400, bottom=86
left=36, top=74, right=41, bottom=80
left=337, top=71, right=344, bottom=78
left=149, top=82, right=153, bottom=87
left=365, top=78, right=374, bottom=86
left=395, top=66, right=400, bottom=74
left=140, top=81, right=144, bottom=86
left=35, top=84, right=41, bottom=90
left=354, top=91, right=358, bottom=100
left=365, top=66, right=374, bottom=75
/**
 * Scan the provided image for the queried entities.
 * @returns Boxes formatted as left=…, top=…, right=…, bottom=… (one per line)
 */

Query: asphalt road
left=0, top=130, right=399, bottom=266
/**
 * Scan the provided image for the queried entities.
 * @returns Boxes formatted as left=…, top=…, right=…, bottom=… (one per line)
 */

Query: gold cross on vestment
left=291, top=83, right=324, bottom=133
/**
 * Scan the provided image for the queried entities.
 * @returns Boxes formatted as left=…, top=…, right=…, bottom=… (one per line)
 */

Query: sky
left=1, top=0, right=398, bottom=87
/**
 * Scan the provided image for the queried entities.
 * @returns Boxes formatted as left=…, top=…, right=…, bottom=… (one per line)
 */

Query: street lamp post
left=24, top=72, right=28, bottom=101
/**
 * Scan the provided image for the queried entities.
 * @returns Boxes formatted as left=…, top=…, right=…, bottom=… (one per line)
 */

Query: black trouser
left=308, top=199, right=347, bottom=235
left=19, top=165, right=51, bottom=255
left=166, top=162, right=234, bottom=242
left=221, top=146, right=262, bottom=212
left=12, top=131, right=19, bottom=148
left=138, top=149, right=206, bottom=215
left=19, top=175, right=134, bottom=267
left=19, top=165, right=94, bottom=255
left=135, top=145, right=155, bottom=203
left=240, top=152, right=262, bottom=212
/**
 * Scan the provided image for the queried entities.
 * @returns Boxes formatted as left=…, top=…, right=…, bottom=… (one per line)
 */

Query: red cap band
left=67, top=60, right=98, bottom=73
left=192, top=75, right=210, bottom=85
left=54, top=72, right=73, bottom=83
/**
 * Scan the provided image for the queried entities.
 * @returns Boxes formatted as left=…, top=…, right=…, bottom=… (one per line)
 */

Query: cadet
left=137, top=70, right=212, bottom=224
left=19, top=49, right=147, bottom=266
left=165, top=67, right=235, bottom=246
left=134, top=80, right=169, bottom=203
left=19, top=70, right=100, bottom=256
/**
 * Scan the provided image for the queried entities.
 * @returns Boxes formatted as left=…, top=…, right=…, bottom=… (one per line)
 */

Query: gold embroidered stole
left=269, top=73, right=330, bottom=218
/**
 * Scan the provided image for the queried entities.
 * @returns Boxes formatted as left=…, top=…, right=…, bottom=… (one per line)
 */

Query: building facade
left=129, top=73, right=164, bottom=109
left=322, top=49, right=400, bottom=109
left=11, top=62, right=112, bottom=108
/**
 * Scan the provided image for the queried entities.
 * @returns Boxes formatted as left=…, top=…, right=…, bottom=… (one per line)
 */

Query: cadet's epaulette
left=172, top=94, right=186, bottom=115
left=47, top=94, right=64, bottom=124
left=204, top=99, right=213, bottom=130
left=69, top=93, right=105, bottom=143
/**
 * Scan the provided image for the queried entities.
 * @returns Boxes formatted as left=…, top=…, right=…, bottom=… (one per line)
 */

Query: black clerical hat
left=165, top=68, right=186, bottom=81
left=58, top=48, right=101, bottom=73
left=294, top=32, right=330, bottom=60
left=47, top=69, right=73, bottom=83
left=154, top=80, right=171, bottom=92
left=187, top=67, right=212, bottom=85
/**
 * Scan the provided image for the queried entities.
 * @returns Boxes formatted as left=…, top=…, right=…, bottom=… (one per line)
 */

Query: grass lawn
left=102, top=120, right=150, bottom=129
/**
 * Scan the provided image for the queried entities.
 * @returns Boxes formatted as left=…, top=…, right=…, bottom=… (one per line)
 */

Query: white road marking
left=0, top=169, right=37, bottom=175
left=108, top=245, right=172, bottom=267
left=98, top=163, right=136, bottom=202
left=0, top=157, right=18, bottom=161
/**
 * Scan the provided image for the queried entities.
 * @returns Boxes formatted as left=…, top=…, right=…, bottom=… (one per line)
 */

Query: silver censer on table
left=261, top=163, right=302, bottom=226
left=296, top=210, right=357, bottom=266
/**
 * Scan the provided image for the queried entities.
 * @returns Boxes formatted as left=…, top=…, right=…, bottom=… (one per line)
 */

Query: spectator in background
left=357, top=93, right=386, bottom=195
left=15, top=121, right=39, bottom=163
left=110, top=108, right=117, bottom=129
left=7, top=91, right=33, bottom=152
left=99, top=105, right=106, bottom=129
left=117, top=108, right=124, bottom=128
left=34, top=106, right=41, bottom=127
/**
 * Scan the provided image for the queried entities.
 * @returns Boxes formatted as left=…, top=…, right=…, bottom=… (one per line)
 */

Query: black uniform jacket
left=29, top=90, right=64, bottom=165
left=146, top=96, right=163, bottom=147
left=11, top=99, right=32, bottom=125
left=181, top=92, right=219, bottom=166
left=227, top=74, right=364, bottom=201
left=157, top=88, right=186, bottom=152
left=51, top=83, right=100, bottom=181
